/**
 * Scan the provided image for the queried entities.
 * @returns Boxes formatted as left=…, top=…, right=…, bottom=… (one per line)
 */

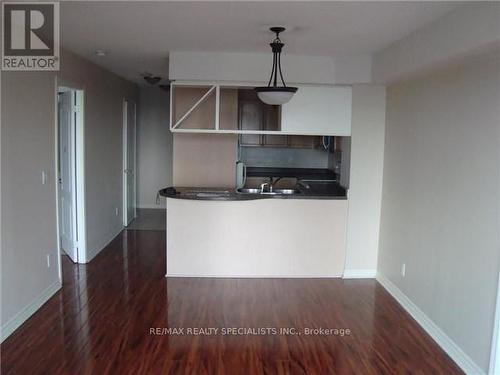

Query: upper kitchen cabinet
left=170, top=82, right=352, bottom=136
left=281, top=86, right=352, bottom=136
left=171, top=84, right=217, bottom=130
left=236, top=88, right=285, bottom=146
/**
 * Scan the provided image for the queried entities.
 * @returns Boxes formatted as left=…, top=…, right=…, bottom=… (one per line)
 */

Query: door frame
left=122, top=98, right=137, bottom=226
left=490, top=271, right=500, bottom=374
left=55, top=79, right=87, bottom=275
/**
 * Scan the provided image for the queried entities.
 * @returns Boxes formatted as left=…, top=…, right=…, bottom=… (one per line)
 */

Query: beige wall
left=167, top=198, right=348, bottom=277
left=1, top=49, right=138, bottom=340
left=59, top=49, right=138, bottom=260
left=173, top=133, right=237, bottom=188
left=378, top=50, right=500, bottom=371
left=344, top=85, right=386, bottom=276
left=1, top=71, right=60, bottom=337
left=137, top=87, right=172, bottom=208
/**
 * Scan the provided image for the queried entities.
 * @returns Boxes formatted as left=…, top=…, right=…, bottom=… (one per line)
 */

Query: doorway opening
left=57, top=87, right=86, bottom=266
left=123, top=99, right=137, bottom=226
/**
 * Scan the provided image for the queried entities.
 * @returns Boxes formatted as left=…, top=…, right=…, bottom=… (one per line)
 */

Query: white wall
left=1, top=72, right=61, bottom=340
left=137, top=87, right=172, bottom=208
left=378, top=50, right=500, bottom=372
left=59, top=49, right=138, bottom=261
left=373, top=3, right=500, bottom=84
left=343, top=85, right=386, bottom=277
left=170, top=51, right=372, bottom=84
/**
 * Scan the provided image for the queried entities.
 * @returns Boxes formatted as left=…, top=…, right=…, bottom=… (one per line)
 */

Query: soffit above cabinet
left=169, top=51, right=372, bottom=85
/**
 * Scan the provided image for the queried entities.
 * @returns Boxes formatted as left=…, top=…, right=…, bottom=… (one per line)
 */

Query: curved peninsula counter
left=160, top=183, right=348, bottom=278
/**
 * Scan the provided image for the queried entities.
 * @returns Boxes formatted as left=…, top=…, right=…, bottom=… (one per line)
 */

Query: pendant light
left=255, top=27, right=298, bottom=105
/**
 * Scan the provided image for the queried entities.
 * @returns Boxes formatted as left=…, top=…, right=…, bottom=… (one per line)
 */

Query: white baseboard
left=343, top=269, right=377, bottom=279
left=0, top=280, right=61, bottom=342
left=85, top=226, right=124, bottom=263
left=137, top=204, right=165, bottom=209
left=377, top=273, right=484, bottom=375
left=166, top=273, right=342, bottom=278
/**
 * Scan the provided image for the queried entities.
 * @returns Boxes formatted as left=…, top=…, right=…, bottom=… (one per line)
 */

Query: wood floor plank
left=0, top=230, right=463, bottom=374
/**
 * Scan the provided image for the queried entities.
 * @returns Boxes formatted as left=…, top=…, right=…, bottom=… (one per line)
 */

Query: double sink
left=236, top=188, right=301, bottom=196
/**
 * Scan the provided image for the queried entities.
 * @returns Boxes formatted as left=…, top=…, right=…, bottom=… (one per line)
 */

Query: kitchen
left=160, top=29, right=385, bottom=278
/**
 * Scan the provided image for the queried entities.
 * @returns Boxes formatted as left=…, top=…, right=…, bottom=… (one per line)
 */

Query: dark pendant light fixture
left=255, top=27, right=298, bottom=105
left=142, top=72, right=162, bottom=85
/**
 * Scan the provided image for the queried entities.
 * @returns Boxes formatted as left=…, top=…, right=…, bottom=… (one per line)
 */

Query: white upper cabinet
left=281, top=86, right=352, bottom=136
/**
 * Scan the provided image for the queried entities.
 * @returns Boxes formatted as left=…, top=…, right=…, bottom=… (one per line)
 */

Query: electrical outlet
left=115, top=207, right=119, bottom=216
left=46, top=254, right=51, bottom=268
left=401, top=263, right=406, bottom=277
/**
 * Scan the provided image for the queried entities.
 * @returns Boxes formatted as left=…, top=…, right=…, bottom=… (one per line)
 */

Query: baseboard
left=137, top=204, right=165, bottom=209
left=343, top=269, right=377, bottom=279
left=85, top=226, right=124, bottom=263
left=166, top=273, right=342, bottom=278
left=376, top=273, right=484, bottom=375
left=0, top=280, right=61, bottom=342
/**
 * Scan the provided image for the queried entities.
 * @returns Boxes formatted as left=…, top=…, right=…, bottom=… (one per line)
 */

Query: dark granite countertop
left=159, top=181, right=347, bottom=201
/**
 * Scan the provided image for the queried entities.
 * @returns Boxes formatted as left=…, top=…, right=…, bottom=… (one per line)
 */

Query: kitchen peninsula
left=160, top=176, right=348, bottom=278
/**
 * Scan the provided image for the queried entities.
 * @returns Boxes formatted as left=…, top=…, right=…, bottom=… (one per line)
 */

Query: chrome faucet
left=260, top=181, right=271, bottom=193
left=260, top=177, right=283, bottom=193
left=270, top=177, right=282, bottom=192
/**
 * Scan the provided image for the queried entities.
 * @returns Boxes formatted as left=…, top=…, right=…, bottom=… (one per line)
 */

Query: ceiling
left=60, top=1, right=461, bottom=85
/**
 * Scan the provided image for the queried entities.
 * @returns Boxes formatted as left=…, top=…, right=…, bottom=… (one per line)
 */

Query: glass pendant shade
left=255, top=27, right=297, bottom=105
left=255, top=87, right=297, bottom=105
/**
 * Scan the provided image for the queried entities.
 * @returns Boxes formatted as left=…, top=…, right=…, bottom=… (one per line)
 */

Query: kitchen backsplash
left=240, top=146, right=330, bottom=169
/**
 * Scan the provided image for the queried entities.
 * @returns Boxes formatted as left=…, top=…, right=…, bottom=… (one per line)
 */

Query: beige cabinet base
left=166, top=198, right=348, bottom=277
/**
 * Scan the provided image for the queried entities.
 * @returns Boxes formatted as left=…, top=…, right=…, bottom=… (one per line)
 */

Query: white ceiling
left=60, top=1, right=461, bottom=85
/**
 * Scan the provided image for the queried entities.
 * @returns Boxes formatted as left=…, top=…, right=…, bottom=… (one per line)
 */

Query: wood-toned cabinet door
left=288, top=135, right=316, bottom=149
left=263, top=106, right=287, bottom=146
left=238, top=89, right=283, bottom=146
left=239, top=100, right=262, bottom=146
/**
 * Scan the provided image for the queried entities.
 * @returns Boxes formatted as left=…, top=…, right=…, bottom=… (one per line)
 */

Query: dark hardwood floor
left=1, top=230, right=462, bottom=374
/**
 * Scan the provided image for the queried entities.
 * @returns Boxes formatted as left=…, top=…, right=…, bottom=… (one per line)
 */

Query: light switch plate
left=41, top=171, right=48, bottom=185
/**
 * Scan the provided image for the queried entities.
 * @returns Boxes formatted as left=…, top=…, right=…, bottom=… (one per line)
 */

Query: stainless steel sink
left=236, top=188, right=301, bottom=195
left=236, top=188, right=261, bottom=194
left=272, top=189, right=301, bottom=195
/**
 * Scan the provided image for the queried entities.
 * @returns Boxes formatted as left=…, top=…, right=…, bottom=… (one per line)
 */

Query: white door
left=123, top=100, right=137, bottom=226
left=58, top=91, right=78, bottom=263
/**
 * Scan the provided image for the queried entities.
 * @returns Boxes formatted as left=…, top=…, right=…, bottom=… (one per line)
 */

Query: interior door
left=58, top=91, right=78, bottom=263
left=123, top=100, right=137, bottom=226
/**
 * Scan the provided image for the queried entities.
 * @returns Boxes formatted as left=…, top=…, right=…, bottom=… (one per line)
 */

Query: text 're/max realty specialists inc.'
left=150, top=327, right=352, bottom=337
